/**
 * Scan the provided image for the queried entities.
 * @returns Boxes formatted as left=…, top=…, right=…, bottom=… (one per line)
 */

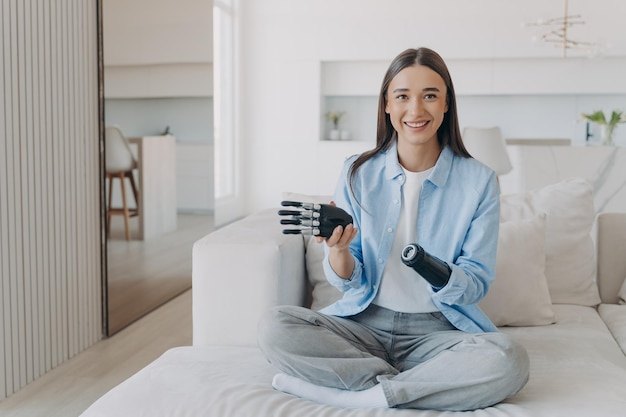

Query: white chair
left=105, top=126, right=139, bottom=240
left=462, top=126, right=512, bottom=177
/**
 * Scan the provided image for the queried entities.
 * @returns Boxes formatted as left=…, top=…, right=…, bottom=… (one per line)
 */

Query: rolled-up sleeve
left=322, top=254, right=363, bottom=291
left=432, top=172, right=500, bottom=306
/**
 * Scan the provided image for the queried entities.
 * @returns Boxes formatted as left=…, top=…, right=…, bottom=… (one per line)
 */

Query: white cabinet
left=176, top=143, right=214, bottom=213
left=129, top=136, right=178, bottom=240
left=321, top=58, right=626, bottom=97
left=319, top=58, right=626, bottom=144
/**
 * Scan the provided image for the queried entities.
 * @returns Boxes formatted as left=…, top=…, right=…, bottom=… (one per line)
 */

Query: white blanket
left=82, top=305, right=626, bottom=417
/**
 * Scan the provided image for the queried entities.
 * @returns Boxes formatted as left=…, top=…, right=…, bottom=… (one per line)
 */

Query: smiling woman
left=258, top=47, right=529, bottom=411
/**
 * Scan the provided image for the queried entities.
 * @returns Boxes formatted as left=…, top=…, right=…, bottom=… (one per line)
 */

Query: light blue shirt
left=320, top=142, right=500, bottom=333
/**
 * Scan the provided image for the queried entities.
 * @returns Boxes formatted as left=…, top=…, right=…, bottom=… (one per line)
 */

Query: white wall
left=237, top=0, right=626, bottom=213
left=103, top=0, right=214, bottom=211
left=103, top=0, right=212, bottom=65
left=102, top=0, right=213, bottom=135
left=104, top=97, right=214, bottom=142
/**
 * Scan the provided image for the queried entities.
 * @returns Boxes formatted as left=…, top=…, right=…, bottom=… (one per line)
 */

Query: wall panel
left=0, top=0, right=8, bottom=399
left=0, top=0, right=102, bottom=400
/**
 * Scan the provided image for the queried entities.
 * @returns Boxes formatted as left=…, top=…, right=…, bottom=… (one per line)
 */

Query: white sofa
left=82, top=178, right=626, bottom=417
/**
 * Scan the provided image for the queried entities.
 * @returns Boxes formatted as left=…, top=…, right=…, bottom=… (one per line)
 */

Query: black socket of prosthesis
left=401, top=243, right=452, bottom=288
left=278, top=201, right=353, bottom=238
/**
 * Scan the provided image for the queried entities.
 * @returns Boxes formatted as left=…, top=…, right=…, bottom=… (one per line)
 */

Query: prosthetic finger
left=278, top=201, right=353, bottom=238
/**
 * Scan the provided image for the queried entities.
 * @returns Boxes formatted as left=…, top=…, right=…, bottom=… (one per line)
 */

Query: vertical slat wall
left=0, top=0, right=102, bottom=399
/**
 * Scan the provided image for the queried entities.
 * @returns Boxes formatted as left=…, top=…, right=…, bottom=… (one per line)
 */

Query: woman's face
left=385, top=64, right=448, bottom=149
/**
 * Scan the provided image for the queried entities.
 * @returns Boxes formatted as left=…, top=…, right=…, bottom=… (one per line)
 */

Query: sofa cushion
left=598, top=304, right=626, bottom=355
left=80, top=306, right=626, bottom=417
left=306, top=237, right=342, bottom=311
left=479, top=215, right=555, bottom=327
left=500, top=178, right=600, bottom=306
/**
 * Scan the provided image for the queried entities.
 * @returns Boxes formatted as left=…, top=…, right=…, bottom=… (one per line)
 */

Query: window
left=213, top=0, right=236, bottom=199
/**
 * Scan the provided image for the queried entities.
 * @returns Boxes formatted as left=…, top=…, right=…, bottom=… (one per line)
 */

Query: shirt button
left=378, top=258, right=384, bottom=264
left=393, top=199, right=399, bottom=204
left=387, top=227, right=393, bottom=233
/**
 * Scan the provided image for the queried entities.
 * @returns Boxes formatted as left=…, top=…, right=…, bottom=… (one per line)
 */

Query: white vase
left=600, top=124, right=615, bottom=146
left=328, top=129, right=340, bottom=140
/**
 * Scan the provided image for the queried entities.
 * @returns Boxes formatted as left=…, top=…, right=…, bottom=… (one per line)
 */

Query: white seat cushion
left=599, top=304, right=626, bottom=355
left=81, top=306, right=626, bottom=417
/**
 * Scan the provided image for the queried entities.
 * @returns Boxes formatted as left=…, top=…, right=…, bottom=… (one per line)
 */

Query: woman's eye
left=424, top=94, right=437, bottom=100
left=395, top=94, right=408, bottom=100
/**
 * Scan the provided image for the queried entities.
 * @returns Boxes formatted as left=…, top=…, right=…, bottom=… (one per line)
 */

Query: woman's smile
left=404, top=120, right=429, bottom=129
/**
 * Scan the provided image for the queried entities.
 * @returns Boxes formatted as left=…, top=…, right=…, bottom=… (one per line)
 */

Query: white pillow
left=500, top=178, right=600, bottom=306
left=306, top=237, right=342, bottom=311
left=479, top=216, right=555, bottom=327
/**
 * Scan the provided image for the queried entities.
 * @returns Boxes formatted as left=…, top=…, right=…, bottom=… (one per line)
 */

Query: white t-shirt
left=373, top=166, right=438, bottom=313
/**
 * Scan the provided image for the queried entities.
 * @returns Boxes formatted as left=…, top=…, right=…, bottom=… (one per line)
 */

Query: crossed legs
left=258, top=305, right=529, bottom=411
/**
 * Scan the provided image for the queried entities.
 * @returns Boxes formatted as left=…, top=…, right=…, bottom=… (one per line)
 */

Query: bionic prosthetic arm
left=278, top=201, right=353, bottom=238
left=401, top=243, right=451, bottom=288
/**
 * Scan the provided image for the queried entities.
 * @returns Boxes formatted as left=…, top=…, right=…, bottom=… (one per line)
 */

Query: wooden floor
left=107, top=213, right=214, bottom=334
left=0, top=290, right=193, bottom=417
left=0, top=213, right=215, bottom=415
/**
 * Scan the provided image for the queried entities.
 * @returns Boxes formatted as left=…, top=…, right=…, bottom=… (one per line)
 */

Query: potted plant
left=580, top=109, right=626, bottom=145
left=326, top=111, right=345, bottom=140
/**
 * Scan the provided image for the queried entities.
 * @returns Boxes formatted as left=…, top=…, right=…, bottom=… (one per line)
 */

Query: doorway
left=102, top=0, right=215, bottom=335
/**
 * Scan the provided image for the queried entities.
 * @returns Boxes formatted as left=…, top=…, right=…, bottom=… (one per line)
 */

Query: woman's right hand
left=320, top=223, right=358, bottom=249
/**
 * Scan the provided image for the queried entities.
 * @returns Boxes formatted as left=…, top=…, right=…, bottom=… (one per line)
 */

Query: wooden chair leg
left=119, top=172, right=131, bottom=240
left=127, top=171, right=139, bottom=211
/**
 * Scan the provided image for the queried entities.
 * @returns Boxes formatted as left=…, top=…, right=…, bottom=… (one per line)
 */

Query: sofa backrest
left=596, top=212, right=626, bottom=304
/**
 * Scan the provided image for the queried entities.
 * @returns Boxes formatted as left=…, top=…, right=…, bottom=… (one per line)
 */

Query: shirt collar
left=385, top=141, right=403, bottom=180
left=430, top=145, right=453, bottom=188
left=385, top=140, right=453, bottom=187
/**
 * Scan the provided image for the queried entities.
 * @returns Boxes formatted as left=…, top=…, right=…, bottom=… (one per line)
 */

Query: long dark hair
left=348, top=47, right=470, bottom=191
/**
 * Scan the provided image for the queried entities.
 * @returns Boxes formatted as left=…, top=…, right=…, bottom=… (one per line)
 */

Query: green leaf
left=609, top=110, right=623, bottom=126
left=581, top=109, right=626, bottom=128
left=580, top=110, right=607, bottom=124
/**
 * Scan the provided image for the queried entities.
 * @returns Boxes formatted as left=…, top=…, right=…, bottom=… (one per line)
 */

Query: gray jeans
left=258, top=304, right=529, bottom=411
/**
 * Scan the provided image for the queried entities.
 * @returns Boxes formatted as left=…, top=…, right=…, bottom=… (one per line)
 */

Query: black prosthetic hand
left=401, top=243, right=451, bottom=288
left=278, top=201, right=353, bottom=238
